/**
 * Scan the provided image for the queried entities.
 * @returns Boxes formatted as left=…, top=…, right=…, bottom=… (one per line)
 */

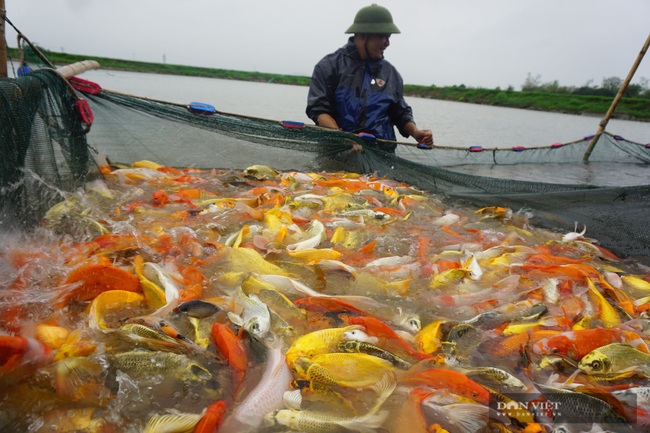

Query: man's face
left=361, top=33, right=391, bottom=60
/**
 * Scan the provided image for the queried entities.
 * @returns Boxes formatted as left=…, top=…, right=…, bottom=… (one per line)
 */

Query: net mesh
left=1, top=66, right=649, bottom=262
left=0, top=69, right=98, bottom=226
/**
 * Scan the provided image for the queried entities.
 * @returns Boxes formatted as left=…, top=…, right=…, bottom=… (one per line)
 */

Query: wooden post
left=0, top=0, right=7, bottom=78
left=583, top=32, right=650, bottom=161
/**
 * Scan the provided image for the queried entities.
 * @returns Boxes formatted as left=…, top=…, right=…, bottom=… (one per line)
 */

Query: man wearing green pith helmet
left=306, top=3, right=434, bottom=153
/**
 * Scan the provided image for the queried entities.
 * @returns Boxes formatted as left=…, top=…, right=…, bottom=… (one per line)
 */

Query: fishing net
left=0, top=69, right=98, bottom=227
left=1, top=64, right=649, bottom=262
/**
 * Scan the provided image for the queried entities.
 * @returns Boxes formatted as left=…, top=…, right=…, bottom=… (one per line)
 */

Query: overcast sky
left=5, top=0, right=650, bottom=89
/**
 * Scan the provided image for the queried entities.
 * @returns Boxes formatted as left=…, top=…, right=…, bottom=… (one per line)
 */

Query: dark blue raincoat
left=306, top=37, right=415, bottom=152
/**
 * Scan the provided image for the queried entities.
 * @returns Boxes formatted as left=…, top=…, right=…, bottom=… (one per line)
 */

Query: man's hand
left=316, top=113, right=340, bottom=130
left=404, top=122, right=434, bottom=148
left=350, top=141, right=364, bottom=153
left=412, top=128, right=434, bottom=148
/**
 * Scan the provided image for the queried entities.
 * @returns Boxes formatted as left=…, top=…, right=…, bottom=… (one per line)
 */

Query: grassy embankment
left=14, top=48, right=650, bottom=121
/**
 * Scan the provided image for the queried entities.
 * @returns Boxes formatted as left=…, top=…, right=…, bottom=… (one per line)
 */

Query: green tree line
left=521, top=73, right=650, bottom=98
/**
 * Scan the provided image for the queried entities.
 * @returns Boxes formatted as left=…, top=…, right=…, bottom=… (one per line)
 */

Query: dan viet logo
left=491, top=391, right=636, bottom=425
left=495, top=399, right=562, bottom=419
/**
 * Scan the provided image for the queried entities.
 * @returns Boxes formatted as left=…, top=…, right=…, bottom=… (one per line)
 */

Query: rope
left=3, top=15, right=55, bottom=68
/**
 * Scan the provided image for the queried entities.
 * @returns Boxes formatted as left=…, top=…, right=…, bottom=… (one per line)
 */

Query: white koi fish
left=562, top=222, right=587, bottom=242
left=324, top=216, right=366, bottom=230
left=433, top=211, right=461, bottom=227
left=287, top=220, right=326, bottom=251
left=227, top=288, right=272, bottom=340
left=365, top=255, right=414, bottom=268
left=314, top=259, right=359, bottom=279
left=256, top=274, right=325, bottom=298
left=143, top=262, right=180, bottom=315
left=463, top=253, right=483, bottom=281
left=220, top=340, right=292, bottom=433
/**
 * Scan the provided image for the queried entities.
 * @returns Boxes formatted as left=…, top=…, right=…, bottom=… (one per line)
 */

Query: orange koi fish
left=402, top=367, right=491, bottom=405
left=0, top=303, right=29, bottom=334
left=523, top=253, right=589, bottom=267
left=4, top=249, right=48, bottom=291
left=178, top=232, right=205, bottom=258
left=371, top=206, right=405, bottom=216
left=92, top=233, right=140, bottom=253
left=415, top=236, right=431, bottom=265
left=156, top=166, right=182, bottom=175
left=177, top=188, right=214, bottom=200
left=294, top=297, right=368, bottom=316
left=532, top=327, right=649, bottom=360
left=336, top=241, right=378, bottom=267
left=313, top=178, right=370, bottom=192
left=178, top=265, right=206, bottom=303
left=0, top=335, right=52, bottom=387
left=171, top=174, right=206, bottom=183
left=211, top=323, right=249, bottom=395
left=193, top=400, right=227, bottom=433
left=151, top=189, right=170, bottom=207
left=56, top=259, right=141, bottom=307
left=637, top=301, right=650, bottom=315
left=292, top=297, right=364, bottom=328
left=524, top=263, right=600, bottom=282
left=484, top=329, right=562, bottom=359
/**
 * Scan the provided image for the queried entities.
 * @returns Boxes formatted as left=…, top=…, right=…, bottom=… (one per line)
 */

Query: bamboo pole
left=0, top=0, right=7, bottom=78
left=583, top=32, right=650, bottom=161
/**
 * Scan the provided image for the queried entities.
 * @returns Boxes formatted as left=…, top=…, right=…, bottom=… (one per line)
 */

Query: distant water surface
left=77, top=68, right=650, bottom=149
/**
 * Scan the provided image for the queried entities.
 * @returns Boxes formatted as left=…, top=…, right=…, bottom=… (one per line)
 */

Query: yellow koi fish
left=415, top=319, right=446, bottom=354
left=88, top=290, right=146, bottom=331
left=578, top=343, right=650, bottom=375
left=133, top=255, right=166, bottom=309
left=586, top=278, right=620, bottom=328
left=266, top=371, right=396, bottom=432
left=293, top=352, right=395, bottom=388
left=286, top=325, right=363, bottom=368
left=143, top=411, right=202, bottom=433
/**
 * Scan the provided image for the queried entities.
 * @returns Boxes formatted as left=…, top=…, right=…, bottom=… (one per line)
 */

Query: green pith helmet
left=345, top=3, right=401, bottom=34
